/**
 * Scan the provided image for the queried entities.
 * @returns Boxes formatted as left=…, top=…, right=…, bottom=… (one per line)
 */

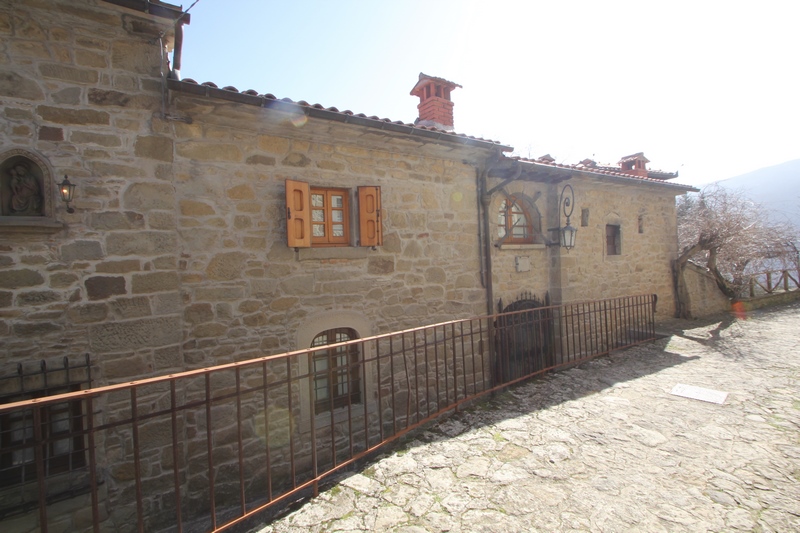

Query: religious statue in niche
left=0, top=155, right=46, bottom=217
left=9, top=162, right=43, bottom=215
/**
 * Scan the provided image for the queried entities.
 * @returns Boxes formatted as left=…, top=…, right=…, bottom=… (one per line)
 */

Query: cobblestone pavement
left=257, top=304, right=800, bottom=532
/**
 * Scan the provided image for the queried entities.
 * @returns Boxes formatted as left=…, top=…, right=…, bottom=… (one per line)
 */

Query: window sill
left=0, top=217, right=65, bottom=234
left=297, top=247, right=372, bottom=261
left=497, top=243, right=547, bottom=251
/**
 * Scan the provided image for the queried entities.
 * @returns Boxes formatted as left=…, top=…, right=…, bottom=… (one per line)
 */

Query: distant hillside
left=715, top=159, right=800, bottom=228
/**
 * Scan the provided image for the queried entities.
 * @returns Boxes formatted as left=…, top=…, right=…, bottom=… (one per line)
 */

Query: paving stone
left=258, top=303, right=800, bottom=532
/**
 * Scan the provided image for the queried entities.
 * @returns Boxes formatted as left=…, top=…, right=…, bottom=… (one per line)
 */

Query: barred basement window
left=310, top=328, right=361, bottom=414
left=0, top=355, right=91, bottom=518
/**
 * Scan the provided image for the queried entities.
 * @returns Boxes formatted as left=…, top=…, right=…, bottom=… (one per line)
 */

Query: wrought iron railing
left=0, top=294, right=656, bottom=533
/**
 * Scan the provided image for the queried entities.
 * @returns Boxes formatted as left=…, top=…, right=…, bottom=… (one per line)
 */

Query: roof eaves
left=167, top=79, right=512, bottom=151
left=101, top=0, right=189, bottom=22
left=512, top=157, right=698, bottom=192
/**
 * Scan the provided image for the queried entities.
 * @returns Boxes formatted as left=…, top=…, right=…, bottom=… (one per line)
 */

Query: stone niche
left=0, top=148, right=62, bottom=232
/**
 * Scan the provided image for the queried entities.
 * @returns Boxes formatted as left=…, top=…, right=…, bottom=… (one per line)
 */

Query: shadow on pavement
left=412, top=336, right=701, bottom=445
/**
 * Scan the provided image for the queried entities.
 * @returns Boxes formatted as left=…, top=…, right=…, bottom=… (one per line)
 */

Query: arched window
left=310, top=328, right=361, bottom=414
left=498, top=195, right=539, bottom=244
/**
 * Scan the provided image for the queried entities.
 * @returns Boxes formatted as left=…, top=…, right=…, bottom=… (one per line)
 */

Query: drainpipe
left=480, top=168, right=495, bottom=316
left=479, top=154, right=521, bottom=386
left=481, top=158, right=521, bottom=316
left=465, top=162, right=487, bottom=290
left=169, top=20, right=184, bottom=79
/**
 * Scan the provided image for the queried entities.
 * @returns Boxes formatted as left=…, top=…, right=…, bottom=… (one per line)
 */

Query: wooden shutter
left=286, top=179, right=311, bottom=248
left=358, top=186, right=382, bottom=247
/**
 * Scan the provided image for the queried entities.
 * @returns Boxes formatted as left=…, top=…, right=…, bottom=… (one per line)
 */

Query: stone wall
left=0, top=0, right=491, bottom=385
left=489, top=175, right=683, bottom=321
left=0, top=1, right=185, bottom=389
left=683, top=262, right=731, bottom=317
left=162, top=93, right=489, bottom=369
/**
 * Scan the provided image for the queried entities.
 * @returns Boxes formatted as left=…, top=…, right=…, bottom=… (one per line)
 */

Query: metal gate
left=494, top=291, right=555, bottom=384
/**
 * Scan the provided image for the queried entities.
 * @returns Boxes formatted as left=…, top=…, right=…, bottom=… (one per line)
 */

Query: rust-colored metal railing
left=0, top=294, right=656, bottom=533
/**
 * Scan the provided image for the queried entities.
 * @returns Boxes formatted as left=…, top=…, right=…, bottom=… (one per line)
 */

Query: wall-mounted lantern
left=59, top=175, right=76, bottom=213
left=549, top=184, right=577, bottom=250
left=559, top=184, right=577, bottom=250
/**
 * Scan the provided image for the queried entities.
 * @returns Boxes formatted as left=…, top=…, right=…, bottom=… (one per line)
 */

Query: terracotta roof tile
left=170, top=78, right=510, bottom=149
left=510, top=156, right=695, bottom=191
left=168, top=80, right=689, bottom=189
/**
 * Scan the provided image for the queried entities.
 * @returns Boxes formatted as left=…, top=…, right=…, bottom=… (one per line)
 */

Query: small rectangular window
left=606, top=224, right=621, bottom=255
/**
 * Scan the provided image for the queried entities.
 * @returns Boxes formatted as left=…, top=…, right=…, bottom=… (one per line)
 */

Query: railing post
left=33, top=406, right=48, bottom=533
left=766, top=271, right=773, bottom=293
left=784, top=270, right=790, bottom=291
left=750, top=277, right=756, bottom=298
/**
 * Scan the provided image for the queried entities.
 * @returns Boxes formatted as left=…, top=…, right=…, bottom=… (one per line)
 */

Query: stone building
left=0, top=0, right=697, bottom=529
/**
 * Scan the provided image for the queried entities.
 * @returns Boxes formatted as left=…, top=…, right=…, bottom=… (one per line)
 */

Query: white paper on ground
left=670, top=383, right=728, bottom=404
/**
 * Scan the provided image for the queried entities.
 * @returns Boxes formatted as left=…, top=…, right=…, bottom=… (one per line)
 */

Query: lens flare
left=731, top=301, right=747, bottom=320
left=290, top=113, right=308, bottom=128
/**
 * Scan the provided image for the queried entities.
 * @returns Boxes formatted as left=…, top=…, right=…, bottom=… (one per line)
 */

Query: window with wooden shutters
left=284, top=180, right=382, bottom=248
left=606, top=224, right=621, bottom=255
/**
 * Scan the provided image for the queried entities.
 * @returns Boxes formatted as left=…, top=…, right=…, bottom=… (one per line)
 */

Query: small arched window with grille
left=498, top=195, right=540, bottom=244
left=310, top=328, right=361, bottom=414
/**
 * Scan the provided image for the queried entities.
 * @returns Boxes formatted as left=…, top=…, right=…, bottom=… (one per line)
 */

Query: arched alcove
left=0, top=148, right=63, bottom=232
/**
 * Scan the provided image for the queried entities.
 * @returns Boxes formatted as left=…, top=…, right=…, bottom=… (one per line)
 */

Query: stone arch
left=0, top=148, right=55, bottom=218
left=295, top=310, right=373, bottom=350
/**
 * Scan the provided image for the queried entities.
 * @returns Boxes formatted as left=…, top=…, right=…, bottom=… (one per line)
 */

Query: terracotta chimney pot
left=410, top=73, right=461, bottom=131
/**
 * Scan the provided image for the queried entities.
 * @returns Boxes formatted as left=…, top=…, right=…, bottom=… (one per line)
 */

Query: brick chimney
left=410, top=73, right=461, bottom=131
left=618, top=152, right=649, bottom=177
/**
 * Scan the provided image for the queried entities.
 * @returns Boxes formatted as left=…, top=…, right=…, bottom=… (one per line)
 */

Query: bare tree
left=673, top=184, right=798, bottom=318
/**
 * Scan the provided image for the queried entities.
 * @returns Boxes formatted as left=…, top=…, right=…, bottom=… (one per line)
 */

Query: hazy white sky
left=179, top=0, right=799, bottom=188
